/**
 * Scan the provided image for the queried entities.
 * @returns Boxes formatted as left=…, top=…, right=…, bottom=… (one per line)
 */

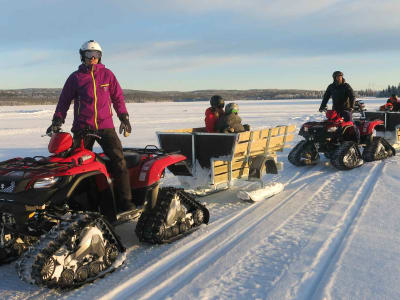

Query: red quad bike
left=0, top=130, right=209, bottom=289
left=288, top=110, right=396, bottom=170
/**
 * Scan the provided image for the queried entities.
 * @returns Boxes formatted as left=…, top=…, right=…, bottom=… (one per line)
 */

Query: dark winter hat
left=210, top=95, right=225, bottom=109
left=332, top=71, right=343, bottom=79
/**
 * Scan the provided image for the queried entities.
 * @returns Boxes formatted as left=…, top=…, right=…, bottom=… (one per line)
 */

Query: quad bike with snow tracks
left=0, top=130, right=209, bottom=289
left=288, top=109, right=396, bottom=170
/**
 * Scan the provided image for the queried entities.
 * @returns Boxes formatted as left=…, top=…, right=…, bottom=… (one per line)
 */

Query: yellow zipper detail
left=90, top=65, right=98, bottom=130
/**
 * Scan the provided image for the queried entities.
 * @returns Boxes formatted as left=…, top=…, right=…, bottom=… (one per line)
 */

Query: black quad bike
left=0, top=130, right=209, bottom=289
left=288, top=110, right=395, bottom=170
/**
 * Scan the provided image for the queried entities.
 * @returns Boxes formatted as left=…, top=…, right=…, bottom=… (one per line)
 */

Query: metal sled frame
left=157, top=125, right=296, bottom=192
left=364, top=111, right=400, bottom=149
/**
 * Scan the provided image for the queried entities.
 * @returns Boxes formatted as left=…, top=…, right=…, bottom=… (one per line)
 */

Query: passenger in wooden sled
left=215, top=102, right=250, bottom=133
left=205, top=95, right=225, bottom=132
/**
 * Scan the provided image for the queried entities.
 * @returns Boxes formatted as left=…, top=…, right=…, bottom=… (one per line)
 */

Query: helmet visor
left=84, top=50, right=102, bottom=59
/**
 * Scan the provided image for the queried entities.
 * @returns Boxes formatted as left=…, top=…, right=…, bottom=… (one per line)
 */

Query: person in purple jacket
left=46, top=40, right=135, bottom=212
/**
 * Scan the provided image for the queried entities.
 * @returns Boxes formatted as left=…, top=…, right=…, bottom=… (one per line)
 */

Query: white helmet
left=79, top=40, right=102, bottom=62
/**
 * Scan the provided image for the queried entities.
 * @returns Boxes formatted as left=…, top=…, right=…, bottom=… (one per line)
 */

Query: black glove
left=319, top=106, right=327, bottom=112
left=243, top=124, right=250, bottom=131
left=119, top=113, right=132, bottom=137
left=46, top=117, right=63, bottom=135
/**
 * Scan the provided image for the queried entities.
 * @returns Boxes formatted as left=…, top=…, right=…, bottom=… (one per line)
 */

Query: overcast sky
left=1, top=0, right=400, bottom=91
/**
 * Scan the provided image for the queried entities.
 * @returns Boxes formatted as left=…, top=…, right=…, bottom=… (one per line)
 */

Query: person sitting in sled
left=386, top=94, right=400, bottom=111
left=205, top=95, right=225, bottom=132
left=46, top=40, right=135, bottom=213
left=319, top=71, right=356, bottom=122
left=215, top=102, right=249, bottom=133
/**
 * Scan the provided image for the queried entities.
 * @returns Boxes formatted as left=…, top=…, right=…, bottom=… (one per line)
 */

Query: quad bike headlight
left=33, top=177, right=60, bottom=189
left=327, top=126, right=338, bottom=132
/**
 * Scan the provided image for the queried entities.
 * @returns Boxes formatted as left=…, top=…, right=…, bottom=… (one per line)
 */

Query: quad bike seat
left=97, top=151, right=142, bottom=170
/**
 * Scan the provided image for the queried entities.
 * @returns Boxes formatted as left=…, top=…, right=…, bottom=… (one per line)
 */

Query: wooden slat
left=285, top=134, right=294, bottom=143
left=238, top=131, right=251, bottom=142
left=268, top=136, right=285, bottom=148
left=214, top=168, right=250, bottom=184
left=213, top=160, right=249, bottom=175
left=233, top=142, right=249, bottom=155
left=269, top=127, right=280, bottom=136
left=287, top=124, right=297, bottom=133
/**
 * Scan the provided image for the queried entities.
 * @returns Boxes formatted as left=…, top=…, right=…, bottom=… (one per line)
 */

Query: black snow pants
left=73, top=128, right=132, bottom=208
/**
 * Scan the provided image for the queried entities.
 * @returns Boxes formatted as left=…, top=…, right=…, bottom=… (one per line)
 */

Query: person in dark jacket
left=319, top=71, right=356, bottom=122
left=46, top=40, right=135, bottom=212
left=205, top=95, right=225, bottom=132
left=215, top=102, right=247, bottom=133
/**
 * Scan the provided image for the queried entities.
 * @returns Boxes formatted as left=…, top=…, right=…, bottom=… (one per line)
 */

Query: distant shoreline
left=0, top=88, right=376, bottom=106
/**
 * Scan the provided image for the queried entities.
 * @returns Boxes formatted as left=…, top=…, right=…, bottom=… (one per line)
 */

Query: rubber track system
left=330, top=141, right=362, bottom=170
left=288, top=140, right=307, bottom=166
left=16, top=212, right=125, bottom=289
left=362, top=137, right=396, bottom=162
left=288, top=140, right=319, bottom=166
left=135, top=187, right=209, bottom=244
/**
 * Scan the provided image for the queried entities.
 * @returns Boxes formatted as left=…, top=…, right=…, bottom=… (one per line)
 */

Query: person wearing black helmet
left=215, top=102, right=248, bottom=133
left=319, top=71, right=356, bottom=122
left=205, top=95, right=225, bottom=132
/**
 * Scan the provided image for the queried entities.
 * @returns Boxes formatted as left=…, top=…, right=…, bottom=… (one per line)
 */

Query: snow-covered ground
left=0, top=98, right=399, bottom=300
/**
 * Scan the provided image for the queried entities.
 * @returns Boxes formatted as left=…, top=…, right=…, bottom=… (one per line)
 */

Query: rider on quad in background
left=319, top=71, right=356, bottom=122
left=46, top=40, right=135, bottom=213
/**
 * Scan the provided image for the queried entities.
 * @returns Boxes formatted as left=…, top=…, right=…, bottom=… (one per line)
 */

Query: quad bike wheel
left=362, top=137, right=396, bottom=162
left=288, top=140, right=320, bottom=166
left=331, top=141, right=363, bottom=170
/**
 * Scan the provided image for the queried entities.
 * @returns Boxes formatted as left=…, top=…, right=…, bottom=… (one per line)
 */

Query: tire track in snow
left=181, top=163, right=379, bottom=299
left=99, top=182, right=311, bottom=300
left=188, top=171, right=342, bottom=300
left=289, top=161, right=385, bottom=299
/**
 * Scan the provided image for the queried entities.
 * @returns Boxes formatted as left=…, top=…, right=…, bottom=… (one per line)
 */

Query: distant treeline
left=378, top=84, right=400, bottom=98
left=0, top=88, right=378, bottom=105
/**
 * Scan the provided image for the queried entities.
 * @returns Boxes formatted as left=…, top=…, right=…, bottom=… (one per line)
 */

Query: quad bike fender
left=341, top=125, right=359, bottom=141
left=249, top=155, right=278, bottom=179
left=51, top=171, right=117, bottom=222
left=359, top=120, right=384, bottom=136
left=135, top=154, right=187, bottom=188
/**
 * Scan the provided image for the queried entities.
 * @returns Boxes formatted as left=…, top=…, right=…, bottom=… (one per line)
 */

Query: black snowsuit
left=320, top=79, right=356, bottom=122
left=215, top=112, right=245, bottom=133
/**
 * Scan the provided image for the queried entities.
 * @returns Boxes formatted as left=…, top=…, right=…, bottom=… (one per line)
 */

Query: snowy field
left=0, top=98, right=399, bottom=300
